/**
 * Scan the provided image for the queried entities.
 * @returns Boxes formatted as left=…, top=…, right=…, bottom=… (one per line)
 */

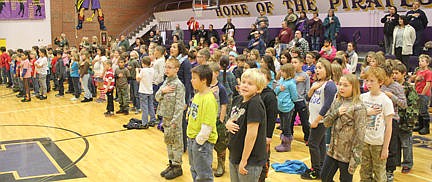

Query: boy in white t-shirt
left=136, top=56, right=156, bottom=127
left=360, top=67, right=394, bottom=182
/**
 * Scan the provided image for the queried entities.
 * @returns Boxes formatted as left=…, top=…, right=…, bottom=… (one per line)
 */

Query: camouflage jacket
left=399, top=81, right=419, bottom=132
left=155, top=76, right=186, bottom=125
left=323, top=97, right=367, bottom=175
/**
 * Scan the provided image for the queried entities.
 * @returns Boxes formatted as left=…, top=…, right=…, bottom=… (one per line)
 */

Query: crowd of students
left=0, top=3, right=430, bottom=182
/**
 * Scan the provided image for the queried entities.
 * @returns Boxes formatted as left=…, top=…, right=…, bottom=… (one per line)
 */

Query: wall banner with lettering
left=0, top=0, right=45, bottom=20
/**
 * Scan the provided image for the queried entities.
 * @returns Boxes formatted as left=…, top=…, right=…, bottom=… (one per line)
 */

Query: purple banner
left=0, top=0, right=45, bottom=20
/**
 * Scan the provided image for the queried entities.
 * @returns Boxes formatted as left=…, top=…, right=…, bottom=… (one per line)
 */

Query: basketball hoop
left=193, top=4, right=207, bottom=18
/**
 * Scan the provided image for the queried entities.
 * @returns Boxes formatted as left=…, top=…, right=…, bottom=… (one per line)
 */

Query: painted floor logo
left=0, top=138, right=85, bottom=181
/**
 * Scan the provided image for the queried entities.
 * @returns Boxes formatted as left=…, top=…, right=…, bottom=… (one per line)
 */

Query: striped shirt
left=103, top=68, right=115, bottom=91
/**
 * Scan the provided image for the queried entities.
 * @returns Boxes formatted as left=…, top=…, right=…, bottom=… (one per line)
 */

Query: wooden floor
left=0, top=85, right=431, bottom=182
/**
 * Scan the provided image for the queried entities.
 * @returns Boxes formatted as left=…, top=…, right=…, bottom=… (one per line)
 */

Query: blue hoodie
left=274, top=78, right=297, bottom=113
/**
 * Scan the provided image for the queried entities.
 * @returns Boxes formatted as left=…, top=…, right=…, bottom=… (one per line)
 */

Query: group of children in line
left=1, top=37, right=431, bottom=182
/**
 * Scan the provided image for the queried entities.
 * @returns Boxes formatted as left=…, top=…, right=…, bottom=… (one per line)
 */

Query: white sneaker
left=70, top=97, right=78, bottom=101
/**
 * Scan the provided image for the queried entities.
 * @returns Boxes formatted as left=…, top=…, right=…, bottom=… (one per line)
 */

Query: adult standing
left=288, top=31, right=310, bottom=59
left=284, top=8, right=298, bottom=33
left=296, top=11, right=309, bottom=40
left=278, top=21, right=294, bottom=57
left=196, top=25, right=208, bottom=41
left=172, top=24, right=184, bottom=42
left=207, top=24, right=220, bottom=44
left=381, top=6, right=399, bottom=55
left=248, top=31, right=266, bottom=56
left=392, top=16, right=416, bottom=72
left=187, top=17, right=199, bottom=40
left=222, top=18, right=235, bottom=36
left=323, top=10, right=340, bottom=49
left=255, top=11, right=269, bottom=28
left=406, top=1, right=428, bottom=56
left=118, top=35, right=130, bottom=51
left=154, top=30, right=164, bottom=46
left=308, top=12, right=323, bottom=51
left=54, top=33, right=69, bottom=49
left=169, top=42, right=192, bottom=153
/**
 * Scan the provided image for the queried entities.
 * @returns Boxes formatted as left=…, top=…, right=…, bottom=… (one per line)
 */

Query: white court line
left=0, top=103, right=81, bottom=114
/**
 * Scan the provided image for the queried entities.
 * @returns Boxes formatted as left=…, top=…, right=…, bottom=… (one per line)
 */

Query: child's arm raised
left=239, top=122, right=259, bottom=175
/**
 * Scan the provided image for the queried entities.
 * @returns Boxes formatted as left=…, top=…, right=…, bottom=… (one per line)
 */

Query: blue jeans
left=32, top=77, right=39, bottom=94
left=321, top=155, right=353, bottom=182
left=418, top=95, right=430, bottom=130
left=1, top=67, right=7, bottom=84
left=291, top=100, right=310, bottom=141
left=139, top=93, right=156, bottom=125
left=82, top=74, right=92, bottom=99
left=399, top=130, right=413, bottom=169
left=311, top=36, right=321, bottom=51
left=280, top=109, right=294, bottom=137
left=130, top=80, right=140, bottom=109
left=187, top=139, right=214, bottom=182
left=229, top=161, right=262, bottom=182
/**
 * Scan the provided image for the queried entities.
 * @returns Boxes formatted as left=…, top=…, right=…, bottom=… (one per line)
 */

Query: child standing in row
left=225, top=68, right=267, bottom=181
left=412, top=54, right=431, bottom=135
left=115, top=58, right=131, bottom=115
left=291, top=57, right=310, bottom=144
left=20, top=53, right=32, bottom=102
left=187, top=65, right=218, bottom=182
left=392, top=63, right=418, bottom=174
left=137, top=57, right=157, bottom=127
left=274, top=63, right=297, bottom=152
left=321, top=74, right=367, bottom=181
left=360, top=67, right=394, bottom=182
left=103, top=61, right=115, bottom=116
left=302, top=59, right=337, bottom=180
left=70, top=53, right=80, bottom=101
left=156, top=58, right=186, bottom=180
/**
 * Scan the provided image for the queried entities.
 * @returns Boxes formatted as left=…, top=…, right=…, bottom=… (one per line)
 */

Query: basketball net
left=193, top=4, right=207, bottom=18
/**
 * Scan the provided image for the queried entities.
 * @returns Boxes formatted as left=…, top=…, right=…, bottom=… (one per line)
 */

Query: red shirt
left=103, top=68, right=115, bottom=91
left=415, top=69, right=432, bottom=96
left=2, top=53, right=11, bottom=70
left=30, top=58, right=37, bottom=76
left=278, top=27, right=293, bottom=44
left=51, top=57, right=59, bottom=73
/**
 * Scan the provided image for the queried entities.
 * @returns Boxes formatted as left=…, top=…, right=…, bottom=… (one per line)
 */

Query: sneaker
left=135, top=109, right=140, bottom=114
left=401, top=166, right=411, bottom=174
left=104, top=111, right=114, bottom=116
left=124, top=110, right=129, bottom=115
left=116, top=110, right=125, bottom=114
left=21, top=98, right=31, bottom=102
left=148, top=122, right=156, bottom=127
left=160, top=163, right=173, bottom=177
left=70, top=97, right=78, bottom=101
left=419, top=128, right=430, bottom=135
left=301, top=169, right=320, bottom=180
left=164, top=165, right=182, bottom=180
left=386, top=171, right=394, bottom=182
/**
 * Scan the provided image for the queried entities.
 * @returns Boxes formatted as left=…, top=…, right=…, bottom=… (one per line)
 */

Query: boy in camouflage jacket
left=392, top=63, right=419, bottom=173
left=155, top=58, right=186, bottom=180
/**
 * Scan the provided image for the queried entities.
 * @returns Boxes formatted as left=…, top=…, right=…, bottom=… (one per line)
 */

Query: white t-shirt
left=152, top=57, right=166, bottom=85
left=360, top=92, right=394, bottom=145
left=138, top=67, right=154, bottom=94
left=309, top=81, right=328, bottom=124
left=35, top=57, right=48, bottom=75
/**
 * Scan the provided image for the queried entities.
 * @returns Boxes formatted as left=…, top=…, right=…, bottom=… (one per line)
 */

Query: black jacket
left=381, top=13, right=399, bottom=36
left=260, top=87, right=278, bottom=138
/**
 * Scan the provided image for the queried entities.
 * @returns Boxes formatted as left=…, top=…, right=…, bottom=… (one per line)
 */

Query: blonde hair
left=338, top=74, right=361, bottom=104
left=130, top=50, right=139, bottom=59
left=364, top=66, right=386, bottom=83
left=241, top=68, right=266, bottom=93
left=280, top=63, right=295, bottom=79
left=250, top=49, right=260, bottom=61
left=331, top=63, right=343, bottom=84
left=166, top=57, right=180, bottom=68
left=265, top=47, right=275, bottom=56
left=419, top=54, right=432, bottom=64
